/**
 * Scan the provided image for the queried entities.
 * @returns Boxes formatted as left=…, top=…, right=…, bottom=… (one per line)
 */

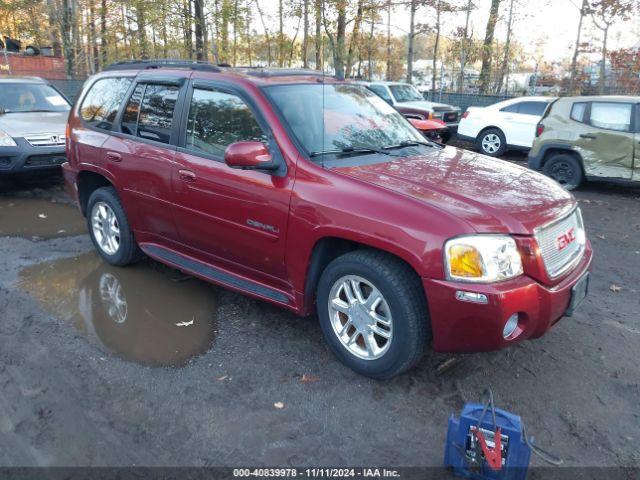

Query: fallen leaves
left=610, top=284, right=622, bottom=293
left=274, top=401, right=285, bottom=409
left=300, top=374, right=319, bottom=384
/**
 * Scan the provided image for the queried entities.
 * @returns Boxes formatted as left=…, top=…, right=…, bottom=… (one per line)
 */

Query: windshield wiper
left=310, top=146, right=397, bottom=158
left=383, top=139, right=441, bottom=150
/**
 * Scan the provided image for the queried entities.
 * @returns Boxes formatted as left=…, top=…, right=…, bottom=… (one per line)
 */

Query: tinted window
left=368, top=85, right=392, bottom=103
left=136, top=84, right=179, bottom=144
left=388, top=84, right=423, bottom=102
left=590, top=102, right=632, bottom=132
left=186, top=88, right=268, bottom=157
left=121, top=84, right=145, bottom=136
left=500, top=103, right=520, bottom=113
left=518, top=101, right=548, bottom=116
left=80, top=77, right=132, bottom=130
left=570, top=102, right=587, bottom=123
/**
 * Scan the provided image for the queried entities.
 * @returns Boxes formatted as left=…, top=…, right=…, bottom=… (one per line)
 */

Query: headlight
left=444, top=235, right=523, bottom=283
left=0, top=130, right=17, bottom=147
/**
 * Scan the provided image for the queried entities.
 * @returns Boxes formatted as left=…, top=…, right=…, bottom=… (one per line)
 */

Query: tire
left=316, top=249, right=430, bottom=379
left=542, top=153, right=584, bottom=191
left=476, top=128, right=507, bottom=157
left=86, top=186, right=143, bottom=266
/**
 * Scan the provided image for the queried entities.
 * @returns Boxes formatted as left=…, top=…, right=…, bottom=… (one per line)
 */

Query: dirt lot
left=0, top=154, right=639, bottom=472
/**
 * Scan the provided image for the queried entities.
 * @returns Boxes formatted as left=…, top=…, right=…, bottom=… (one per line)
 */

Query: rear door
left=101, top=76, right=186, bottom=241
left=576, top=101, right=634, bottom=180
left=500, top=101, right=548, bottom=147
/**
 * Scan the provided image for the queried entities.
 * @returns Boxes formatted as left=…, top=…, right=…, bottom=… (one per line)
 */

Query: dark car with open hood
left=64, top=60, right=592, bottom=379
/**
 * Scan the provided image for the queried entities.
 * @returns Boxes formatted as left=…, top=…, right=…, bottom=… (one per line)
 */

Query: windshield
left=389, top=84, right=423, bottom=103
left=265, top=83, right=425, bottom=159
left=0, top=83, right=70, bottom=113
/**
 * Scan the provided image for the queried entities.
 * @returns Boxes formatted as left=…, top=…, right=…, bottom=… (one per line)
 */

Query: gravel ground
left=0, top=159, right=639, bottom=472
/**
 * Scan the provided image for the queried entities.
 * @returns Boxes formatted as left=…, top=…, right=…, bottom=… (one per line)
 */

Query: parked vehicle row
left=59, top=61, right=592, bottom=379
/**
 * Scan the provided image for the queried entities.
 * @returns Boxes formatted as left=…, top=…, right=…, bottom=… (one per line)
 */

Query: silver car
left=0, top=77, right=70, bottom=173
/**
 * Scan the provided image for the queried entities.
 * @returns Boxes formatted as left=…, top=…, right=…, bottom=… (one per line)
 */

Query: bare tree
left=302, top=0, right=310, bottom=67
left=569, top=0, right=589, bottom=93
left=590, top=0, right=635, bottom=94
left=478, top=0, right=502, bottom=94
left=406, top=0, right=417, bottom=83
left=495, top=0, right=515, bottom=94
left=315, top=0, right=322, bottom=70
left=458, top=0, right=475, bottom=92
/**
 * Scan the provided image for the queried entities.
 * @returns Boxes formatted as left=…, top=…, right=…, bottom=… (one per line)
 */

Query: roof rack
left=243, top=68, right=332, bottom=78
left=104, top=59, right=224, bottom=72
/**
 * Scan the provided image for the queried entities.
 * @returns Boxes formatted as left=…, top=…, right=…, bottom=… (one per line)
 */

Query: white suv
left=457, top=96, right=556, bottom=157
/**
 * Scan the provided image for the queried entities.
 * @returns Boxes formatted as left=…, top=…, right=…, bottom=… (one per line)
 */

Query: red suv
left=64, top=61, right=593, bottom=378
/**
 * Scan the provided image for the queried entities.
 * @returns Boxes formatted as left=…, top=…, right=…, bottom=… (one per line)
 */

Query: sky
left=261, top=0, right=640, bottom=64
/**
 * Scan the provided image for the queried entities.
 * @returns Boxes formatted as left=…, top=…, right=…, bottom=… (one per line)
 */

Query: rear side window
left=518, top=101, right=548, bottom=116
left=589, top=102, right=632, bottom=132
left=185, top=88, right=267, bottom=157
left=121, top=83, right=179, bottom=144
left=80, top=77, right=132, bottom=130
left=500, top=103, right=520, bottom=113
left=570, top=102, right=587, bottom=123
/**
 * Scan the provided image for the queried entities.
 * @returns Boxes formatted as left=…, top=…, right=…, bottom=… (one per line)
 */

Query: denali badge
left=247, top=219, right=280, bottom=234
left=556, top=228, right=576, bottom=251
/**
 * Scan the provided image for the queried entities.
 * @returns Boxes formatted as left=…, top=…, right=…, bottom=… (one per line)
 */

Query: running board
left=141, top=244, right=291, bottom=304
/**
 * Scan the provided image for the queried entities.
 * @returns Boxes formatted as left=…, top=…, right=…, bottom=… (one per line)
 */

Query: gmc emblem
left=557, top=228, right=576, bottom=251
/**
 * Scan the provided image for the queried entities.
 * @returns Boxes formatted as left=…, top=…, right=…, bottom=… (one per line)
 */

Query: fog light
left=503, top=313, right=519, bottom=339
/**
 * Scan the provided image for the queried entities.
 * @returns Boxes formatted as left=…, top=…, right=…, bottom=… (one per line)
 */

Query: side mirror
left=224, top=141, right=277, bottom=170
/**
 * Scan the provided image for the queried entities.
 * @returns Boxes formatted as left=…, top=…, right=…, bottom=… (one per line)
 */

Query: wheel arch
left=77, top=169, right=115, bottom=217
left=301, top=235, right=425, bottom=315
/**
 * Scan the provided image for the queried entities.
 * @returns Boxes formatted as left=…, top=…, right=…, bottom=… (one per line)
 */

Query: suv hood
left=333, top=146, right=576, bottom=235
left=396, top=100, right=458, bottom=111
left=0, top=111, right=68, bottom=137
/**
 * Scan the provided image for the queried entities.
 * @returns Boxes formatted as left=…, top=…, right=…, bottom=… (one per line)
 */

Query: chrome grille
left=24, top=134, right=66, bottom=147
left=535, top=209, right=585, bottom=278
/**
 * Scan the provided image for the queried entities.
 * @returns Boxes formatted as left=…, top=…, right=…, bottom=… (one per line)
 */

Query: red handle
left=179, top=169, right=197, bottom=183
left=106, top=152, right=122, bottom=162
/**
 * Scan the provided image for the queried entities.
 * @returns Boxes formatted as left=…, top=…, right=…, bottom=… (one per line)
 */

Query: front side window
left=135, top=84, right=179, bottom=144
left=0, top=83, right=70, bottom=114
left=80, top=77, right=132, bottom=130
left=185, top=88, right=268, bottom=157
left=265, top=83, right=425, bottom=159
left=368, top=85, right=393, bottom=104
left=388, top=84, right=423, bottom=103
left=589, top=102, right=632, bottom=132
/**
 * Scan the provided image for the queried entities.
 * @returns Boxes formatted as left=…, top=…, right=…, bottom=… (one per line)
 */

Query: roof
left=0, top=76, right=47, bottom=84
left=556, top=95, right=640, bottom=103
left=102, top=60, right=340, bottom=86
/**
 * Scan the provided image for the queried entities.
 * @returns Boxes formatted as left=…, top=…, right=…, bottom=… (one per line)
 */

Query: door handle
left=179, top=169, right=197, bottom=183
left=579, top=133, right=596, bottom=140
left=106, top=151, right=122, bottom=162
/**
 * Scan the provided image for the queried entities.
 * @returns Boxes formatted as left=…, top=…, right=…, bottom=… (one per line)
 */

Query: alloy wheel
left=91, top=201, right=121, bottom=256
left=328, top=275, right=393, bottom=360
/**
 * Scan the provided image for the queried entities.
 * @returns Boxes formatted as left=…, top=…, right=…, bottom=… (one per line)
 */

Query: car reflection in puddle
left=18, top=253, right=219, bottom=367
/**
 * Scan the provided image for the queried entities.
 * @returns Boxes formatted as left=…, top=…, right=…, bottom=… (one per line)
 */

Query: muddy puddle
left=18, top=253, right=219, bottom=367
left=0, top=197, right=87, bottom=239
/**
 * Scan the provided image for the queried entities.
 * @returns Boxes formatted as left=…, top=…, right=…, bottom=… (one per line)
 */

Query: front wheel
left=543, top=154, right=584, bottom=190
left=316, top=250, right=430, bottom=379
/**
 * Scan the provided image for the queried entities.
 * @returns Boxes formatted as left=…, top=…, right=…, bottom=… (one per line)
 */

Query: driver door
left=172, top=82, right=294, bottom=280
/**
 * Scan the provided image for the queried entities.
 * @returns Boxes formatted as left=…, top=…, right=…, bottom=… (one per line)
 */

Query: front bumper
left=0, top=137, right=66, bottom=173
left=423, top=244, right=593, bottom=353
